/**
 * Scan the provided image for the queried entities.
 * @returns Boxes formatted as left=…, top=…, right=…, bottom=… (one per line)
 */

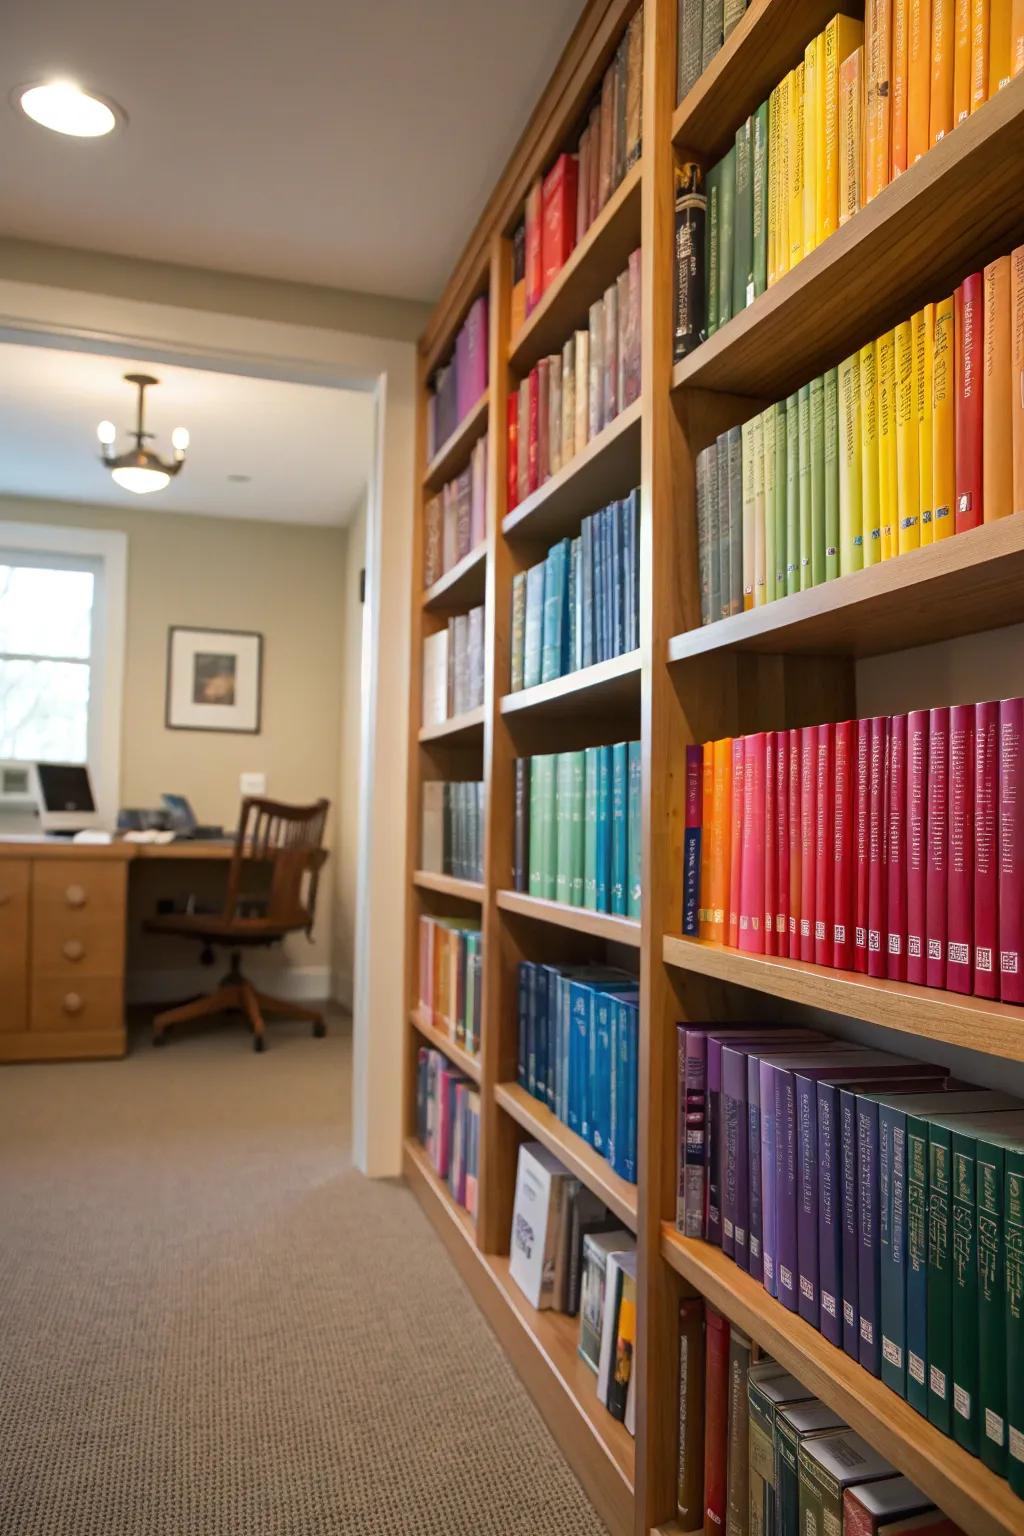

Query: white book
left=574, top=329, right=590, bottom=455
left=509, top=1141, right=571, bottom=1309
left=421, top=630, right=449, bottom=727
left=420, top=781, right=445, bottom=873
left=596, top=1248, right=636, bottom=1406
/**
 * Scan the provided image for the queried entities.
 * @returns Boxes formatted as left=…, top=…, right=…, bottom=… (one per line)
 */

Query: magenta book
left=1000, top=697, right=1024, bottom=1004
left=906, top=710, right=929, bottom=986
left=854, top=716, right=871, bottom=975
left=728, top=736, right=745, bottom=949
left=973, top=700, right=999, bottom=1000
left=814, top=723, right=835, bottom=967
left=946, top=703, right=976, bottom=995
left=867, top=715, right=889, bottom=979
left=926, top=706, right=950, bottom=990
left=833, top=720, right=855, bottom=971
left=739, top=733, right=767, bottom=954
left=800, top=726, right=817, bottom=964
left=886, top=714, right=908, bottom=983
left=776, top=728, right=790, bottom=951
left=789, top=729, right=802, bottom=960
left=764, top=731, right=778, bottom=958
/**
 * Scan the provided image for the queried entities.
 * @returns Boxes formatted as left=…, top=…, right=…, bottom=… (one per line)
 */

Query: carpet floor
left=0, top=1013, right=607, bottom=1536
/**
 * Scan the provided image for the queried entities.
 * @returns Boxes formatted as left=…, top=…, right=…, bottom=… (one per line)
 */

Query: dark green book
left=528, top=757, right=543, bottom=896
left=797, top=384, right=811, bottom=593
left=777, top=1401, right=844, bottom=1536
left=824, top=367, right=840, bottom=583
left=717, top=146, right=736, bottom=330
left=706, top=161, right=721, bottom=338
left=752, top=100, right=768, bottom=300
left=716, top=431, right=730, bottom=619
left=678, top=0, right=704, bottom=103
left=785, top=394, right=800, bottom=597
left=726, top=424, right=743, bottom=616
left=747, top=1366, right=812, bottom=1536
left=809, top=375, right=825, bottom=588
left=906, top=1114, right=929, bottom=1416
left=732, top=117, right=752, bottom=317
left=626, top=741, right=641, bottom=919
left=797, top=1431, right=896, bottom=1536
left=925, top=1118, right=956, bottom=1434
left=702, top=0, right=723, bottom=71
left=774, top=399, right=788, bottom=594
left=978, top=1134, right=1009, bottom=1474
left=1006, top=1145, right=1024, bottom=1497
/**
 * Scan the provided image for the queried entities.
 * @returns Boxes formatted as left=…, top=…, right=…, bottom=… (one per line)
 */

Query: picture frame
left=165, top=626, right=263, bottom=734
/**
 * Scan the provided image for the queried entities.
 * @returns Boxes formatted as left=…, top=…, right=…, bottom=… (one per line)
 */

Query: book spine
left=514, top=758, right=529, bottom=892
left=971, top=0, right=992, bottom=108
left=978, top=1139, right=1008, bottom=1474
left=809, top=375, right=826, bottom=586
left=788, top=727, right=802, bottom=960
left=867, top=715, right=889, bottom=978
left=840, top=1087, right=860, bottom=1357
left=796, top=1072, right=820, bottom=1324
left=728, top=426, right=743, bottom=617
left=799, top=725, right=817, bottom=963
left=677, top=1297, right=706, bottom=1530
left=741, top=419, right=755, bottom=611
left=854, top=716, right=871, bottom=972
left=932, top=293, right=956, bottom=538
left=926, top=706, right=950, bottom=987
left=747, top=1054, right=765, bottom=1280
left=895, top=318, right=921, bottom=551
left=818, top=1083, right=843, bottom=1344
left=703, top=1307, right=730, bottom=1536
left=947, top=702, right=976, bottom=993
left=627, top=739, right=642, bottom=919
left=683, top=1032, right=709, bottom=1238
left=932, top=0, right=956, bottom=141
left=927, top=1126, right=954, bottom=1432
left=1001, top=696, right=1024, bottom=1002
left=984, top=256, right=1014, bottom=522
left=785, top=393, right=800, bottom=595
left=974, top=699, right=1000, bottom=998
left=951, top=1131, right=980, bottom=1452
left=860, top=340, right=882, bottom=562
left=893, top=0, right=910, bottom=175
left=683, top=744, right=702, bottom=935
left=878, top=329, right=898, bottom=559
left=906, top=709, right=929, bottom=984
left=674, top=167, right=708, bottom=361
left=1014, top=247, right=1024, bottom=515
left=775, top=1067, right=800, bottom=1313
left=722, top=1049, right=744, bottom=1261
left=776, top=719, right=790, bottom=949
left=728, top=736, right=745, bottom=949
left=880, top=1104, right=908, bottom=1395
left=718, top=147, right=736, bottom=331
left=709, top=738, right=732, bottom=944
left=857, top=1096, right=882, bottom=1375
left=833, top=719, right=855, bottom=970
left=611, top=741, right=628, bottom=915
left=700, top=743, right=714, bottom=938
left=708, top=1040, right=726, bottom=1248
left=798, top=382, right=812, bottom=590
left=1005, top=1151, right=1024, bottom=1498
left=824, top=366, right=840, bottom=582
left=887, top=713, right=908, bottom=981
left=814, top=722, right=835, bottom=967
left=764, top=731, right=777, bottom=958
left=753, top=100, right=769, bottom=300
left=739, top=732, right=766, bottom=955
left=762, top=405, right=777, bottom=605
left=760, top=1058, right=779, bottom=1297
left=906, top=1118, right=930, bottom=1415
left=955, top=273, right=984, bottom=530
left=918, top=304, right=934, bottom=543
left=733, top=116, right=753, bottom=318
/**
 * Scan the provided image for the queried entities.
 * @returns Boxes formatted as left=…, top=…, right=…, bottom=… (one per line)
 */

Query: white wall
left=334, top=492, right=368, bottom=1008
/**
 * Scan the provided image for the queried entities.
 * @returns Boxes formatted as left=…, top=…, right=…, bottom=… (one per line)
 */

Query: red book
left=833, top=720, right=855, bottom=971
left=854, top=717, right=871, bottom=974
left=524, top=178, right=543, bottom=315
left=946, top=703, right=976, bottom=994
left=788, top=729, right=802, bottom=959
left=703, top=1306, right=730, bottom=1536
left=527, top=368, right=540, bottom=495
left=973, top=699, right=999, bottom=999
left=887, top=714, right=909, bottom=982
left=541, top=153, right=579, bottom=293
left=1000, top=697, right=1024, bottom=1004
left=815, top=723, right=835, bottom=967
left=906, top=709, right=929, bottom=986
left=926, top=706, right=950, bottom=990
left=955, top=272, right=984, bottom=532
left=800, top=726, right=817, bottom=963
left=740, top=732, right=767, bottom=954
left=868, top=716, right=890, bottom=979
left=764, top=731, right=778, bottom=957
left=728, top=737, right=745, bottom=948
left=776, top=728, right=790, bottom=949
left=506, top=391, right=519, bottom=512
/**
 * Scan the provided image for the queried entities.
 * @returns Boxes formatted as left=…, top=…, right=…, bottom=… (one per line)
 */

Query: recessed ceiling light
left=17, top=80, right=121, bottom=138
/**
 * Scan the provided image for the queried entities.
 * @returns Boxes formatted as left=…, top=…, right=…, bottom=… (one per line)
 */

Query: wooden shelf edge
left=500, top=649, right=642, bottom=717
left=495, top=1080, right=638, bottom=1231
left=661, top=935, right=1024, bottom=1062
left=409, top=1008, right=482, bottom=1083
left=498, top=889, right=642, bottom=947
left=502, top=396, right=643, bottom=540
left=418, top=704, right=486, bottom=744
left=660, top=1227, right=1023, bottom=1536
left=412, top=869, right=485, bottom=903
left=422, top=541, right=487, bottom=610
left=422, top=391, right=490, bottom=490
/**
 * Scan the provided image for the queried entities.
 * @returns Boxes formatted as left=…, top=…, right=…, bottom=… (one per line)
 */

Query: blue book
left=516, top=961, right=530, bottom=1090
left=602, top=505, right=613, bottom=662
left=626, top=489, right=640, bottom=648
left=567, top=982, right=592, bottom=1136
left=541, top=540, right=569, bottom=683
left=523, top=561, right=545, bottom=689
left=608, top=998, right=639, bottom=1182
left=581, top=514, right=595, bottom=669
left=627, top=740, right=642, bottom=919
left=534, top=965, right=549, bottom=1107
left=748, top=1054, right=765, bottom=1280
left=621, top=495, right=634, bottom=652
left=567, top=539, right=578, bottom=674
left=610, top=742, right=628, bottom=915
left=591, top=986, right=636, bottom=1155
left=611, top=499, right=624, bottom=656
left=595, top=745, right=612, bottom=912
left=540, top=964, right=564, bottom=1113
left=840, top=1087, right=861, bottom=1359
left=623, top=1000, right=639, bottom=1182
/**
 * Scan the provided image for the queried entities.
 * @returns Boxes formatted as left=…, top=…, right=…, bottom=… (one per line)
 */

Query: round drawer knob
left=65, top=885, right=87, bottom=909
left=63, top=939, right=85, bottom=962
left=63, top=992, right=84, bottom=1016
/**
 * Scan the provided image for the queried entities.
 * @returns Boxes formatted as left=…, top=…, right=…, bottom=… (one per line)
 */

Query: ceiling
left=0, top=341, right=374, bottom=524
left=0, top=0, right=585, bottom=303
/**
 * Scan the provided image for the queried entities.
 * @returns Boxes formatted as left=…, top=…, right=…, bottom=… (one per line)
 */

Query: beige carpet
left=0, top=1012, right=607, bottom=1536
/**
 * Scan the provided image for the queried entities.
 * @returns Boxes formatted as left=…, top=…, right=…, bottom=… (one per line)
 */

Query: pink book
left=906, top=709, right=929, bottom=986
left=740, top=733, right=767, bottom=954
left=776, top=728, right=790, bottom=950
left=854, top=717, right=871, bottom=974
left=973, top=700, right=999, bottom=999
left=800, top=726, right=817, bottom=964
left=789, top=729, right=802, bottom=959
left=887, top=714, right=908, bottom=982
left=815, top=723, right=835, bottom=967
left=867, top=716, right=889, bottom=979
left=462, top=293, right=489, bottom=415
left=764, top=732, right=778, bottom=957
left=833, top=720, right=855, bottom=971
left=728, top=736, right=746, bottom=949
left=926, top=707, right=950, bottom=990
left=946, top=703, right=976, bottom=995
left=1000, top=697, right=1024, bottom=1004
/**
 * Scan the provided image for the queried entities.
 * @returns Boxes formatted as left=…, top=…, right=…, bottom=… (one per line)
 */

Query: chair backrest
left=223, top=796, right=329, bottom=935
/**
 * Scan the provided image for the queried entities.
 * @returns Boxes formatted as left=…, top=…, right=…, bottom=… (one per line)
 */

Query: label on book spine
left=906, top=709, right=929, bottom=984
left=975, top=700, right=1000, bottom=998
left=887, top=714, right=909, bottom=980
left=947, top=703, right=975, bottom=993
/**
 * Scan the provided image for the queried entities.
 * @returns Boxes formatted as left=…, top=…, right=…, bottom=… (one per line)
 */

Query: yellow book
left=860, top=340, right=882, bottom=563
left=767, top=87, right=779, bottom=286
left=865, top=0, right=893, bottom=201
left=971, top=0, right=990, bottom=109
left=991, top=0, right=1013, bottom=87
left=917, top=304, right=935, bottom=544
left=838, top=352, right=864, bottom=573
left=895, top=319, right=920, bottom=552
left=803, top=35, right=821, bottom=259
left=877, top=329, right=898, bottom=560
left=931, top=295, right=956, bottom=539
left=823, top=15, right=865, bottom=238
left=788, top=64, right=805, bottom=270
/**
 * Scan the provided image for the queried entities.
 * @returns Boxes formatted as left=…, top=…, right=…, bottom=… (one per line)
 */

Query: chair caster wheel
left=253, top=1035, right=265, bottom=1053
left=313, top=1021, right=326, bottom=1039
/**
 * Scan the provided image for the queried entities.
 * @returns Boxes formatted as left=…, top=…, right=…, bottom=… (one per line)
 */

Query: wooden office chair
left=146, top=796, right=330, bottom=1051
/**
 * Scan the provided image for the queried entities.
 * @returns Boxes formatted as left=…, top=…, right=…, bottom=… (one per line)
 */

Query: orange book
left=892, top=0, right=910, bottom=174
left=932, top=294, right=957, bottom=538
left=708, top=738, right=733, bottom=945
left=971, top=0, right=990, bottom=110
left=866, top=0, right=893, bottom=200
left=699, top=741, right=714, bottom=937
left=931, top=0, right=955, bottom=139
left=954, top=0, right=973, bottom=120
left=983, top=256, right=1014, bottom=519
left=990, top=0, right=1013, bottom=85
left=1013, top=246, right=1024, bottom=514
left=908, top=0, right=932, bottom=160
left=1015, top=0, right=1024, bottom=71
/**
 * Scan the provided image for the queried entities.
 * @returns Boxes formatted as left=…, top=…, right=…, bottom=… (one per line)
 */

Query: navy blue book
left=611, top=499, right=624, bottom=656
left=516, top=961, right=531, bottom=1090
left=627, top=490, right=640, bottom=648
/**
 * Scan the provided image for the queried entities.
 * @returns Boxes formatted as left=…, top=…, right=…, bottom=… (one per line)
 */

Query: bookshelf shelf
left=417, top=704, right=486, bottom=745
left=509, top=160, right=643, bottom=379
left=495, top=1081, right=638, bottom=1231
left=667, top=516, right=1024, bottom=663
left=501, top=650, right=642, bottom=721
left=660, top=1227, right=1023, bottom=1536
left=422, top=542, right=487, bottom=612
left=422, top=391, right=490, bottom=492
left=410, top=1007, right=482, bottom=1083
left=502, top=397, right=642, bottom=545
left=497, top=889, right=642, bottom=948
left=671, top=75, right=1024, bottom=399
left=411, top=869, right=485, bottom=903
left=662, top=934, right=1024, bottom=1064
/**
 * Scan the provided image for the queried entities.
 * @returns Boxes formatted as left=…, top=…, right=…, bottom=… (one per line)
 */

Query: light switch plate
left=240, top=772, right=266, bottom=797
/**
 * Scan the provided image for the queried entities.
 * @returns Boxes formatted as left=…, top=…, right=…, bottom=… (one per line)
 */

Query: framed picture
left=166, top=626, right=263, bottom=734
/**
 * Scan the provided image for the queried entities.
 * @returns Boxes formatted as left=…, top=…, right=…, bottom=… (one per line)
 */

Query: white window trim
left=0, top=521, right=126, bottom=825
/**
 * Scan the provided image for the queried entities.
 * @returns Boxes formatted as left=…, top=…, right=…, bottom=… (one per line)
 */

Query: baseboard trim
left=126, top=965, right=331, bottom=1006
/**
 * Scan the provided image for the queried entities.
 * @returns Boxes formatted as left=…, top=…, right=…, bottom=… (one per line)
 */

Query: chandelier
left=97, top=373, right=189, bottom=495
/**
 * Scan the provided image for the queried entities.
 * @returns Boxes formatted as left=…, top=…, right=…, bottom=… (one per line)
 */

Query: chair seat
left=144, top=914, right=296, bottom=945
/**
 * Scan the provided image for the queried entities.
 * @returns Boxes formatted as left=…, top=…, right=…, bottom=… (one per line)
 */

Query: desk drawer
left=0, top=861, right=29, bottom=1032
left=31, top=861, right=127, bottom=977
left=31, top=975, right=124, bottom=1033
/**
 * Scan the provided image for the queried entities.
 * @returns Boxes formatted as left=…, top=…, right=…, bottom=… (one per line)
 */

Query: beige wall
left=334, top=493, right=367, bottom=1006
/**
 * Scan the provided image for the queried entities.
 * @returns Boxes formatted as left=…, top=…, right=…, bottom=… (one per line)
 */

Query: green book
left=797, top=384, right=811, bottom=593
left=778, top=1401, right=845, bottom=1536
left=747, top=1367, right=812, bottom=1536
left=705, top=441, right=721, bottom=625
left=610, top=742, right=628, bottom=916
left=569, top=750, right=585, bottom=906
left=510, top=570, right=526, bottom=691
left=596, top=745, right=612, bottom=912
left=627, top=740, right=642, bottom=918
left=523, top=561, right=545, bottom=689
left=798, top=1431, right=895, bottom=1536
left=762, top=404, right=777, bottom=605
left=555, top=752, right=574, bottom=905
left=808, top=377, right=825, bottom=588
left=838, top=352, right=863, bottom=577
left=706, top=161, right=721, bottom=338
left=824, top=367, right=839, bottom=584
left=716, top=431, right=731, bottom=619
left=537, top=754, right=557, bottom=900
left=752, top=99, right=768, bottom=300
left=774, top=399, right=788, bottom=595
left=717, top=146, right=736, bottom=330
left=906, top=1115, right=929, bottom=1417
left=926, top=1119, right=956, bottom=1434
left=583, top=747, right=599, bottom=910
left=785, top=394, right=800, bottom=597
left=741, top=417, right=755, bottom=609
left=1006, top=1146, right=1024, bottom=1497
left=528, top=756, right=543, bottom=896
left=978, top=1135, right=1010, bottom=1475
left=732, top=117, right=752, bottom=317
left=702, top=0, right=724, bottom=72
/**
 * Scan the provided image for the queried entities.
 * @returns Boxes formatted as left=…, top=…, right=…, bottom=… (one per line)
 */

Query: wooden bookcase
left=402, top=3, right=1024, bottom=1534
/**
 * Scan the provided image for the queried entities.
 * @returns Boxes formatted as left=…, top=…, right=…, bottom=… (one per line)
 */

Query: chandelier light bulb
left=98, top=374, right=188, bottom=496
left=97, top=419, right=117, bottom=446
left=171, top=426, right=190, bottom=453
left=19, top=81, right=119, bottom=138
left=111, top=466, right=171, bottom=495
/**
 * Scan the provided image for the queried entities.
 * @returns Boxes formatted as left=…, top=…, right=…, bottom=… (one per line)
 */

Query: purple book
left=677, top=1027, right=707, bottom=1236
left=454, top=321, right=472, bottom=423
left=460, top=294, right=489, bottom=418
left=856, top=1095, right=883, bottom=1376
left=839, top=1087, right=863, bottom=1359
left=748, top=1054, right=766, bottom=1282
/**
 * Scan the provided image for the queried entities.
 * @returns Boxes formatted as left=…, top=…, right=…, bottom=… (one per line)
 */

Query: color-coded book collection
left=694, top=251, right=1024, bottom=620
left=426, top=294, right=488, bottom=457
left=421, top=780, right=485, bottom=883
left=510, top=6, right=644, bottom=335
left=513, top=744, right=643, bottom=917
left=509, top=490, right=640, bottom=692
left=516, top=962, right=639, bottom=1183
left=415, top=1047, right=480, bottom=1220
left=423, top=432, right=488, bottom=590
left=509, top=1140, right=637, bottom=1430
left=417, top=914, right=483, bottom=1057
left=422, top=605, right=485, bottom=726
left=676, top=1, right=749, bottom=103
left=682, top=699, right=1024, bottom=1005
left=507, top=251, right=642, bottom=513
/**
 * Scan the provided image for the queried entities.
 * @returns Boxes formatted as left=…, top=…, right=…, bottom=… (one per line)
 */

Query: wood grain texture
left=409, top=1006, right=482, bottom=1083
left=0, top=859, right=29, bottom=1033
left=502, top=397, right=643, bottom=544
left=422, top=391, right=490, bottom=492
left=411, top=870, right=485, bottom=903
left=500, top=650, right=642, bottom=721
left=31, top=860, right=127, bottom=978
left=496, top=889, right=642, bottom=947
left=0, top=1027, right=125, bottom=1063
left=417, top=704, right=486, bottom=745
left=422, top=542, right=488, bottom=612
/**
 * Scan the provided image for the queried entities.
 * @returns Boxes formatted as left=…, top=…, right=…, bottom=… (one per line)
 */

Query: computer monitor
left=0, top=761, right=41, bottom=835
left=35, top=762, right=100, bottom=835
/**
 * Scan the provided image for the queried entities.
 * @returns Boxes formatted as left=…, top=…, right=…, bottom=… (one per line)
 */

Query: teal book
left=968, top=1117, right=1024, bottom=1475
left=732, top=117, right=753, bottom=317
left=523, top=561, right=545, bottom=690
left=926, top=1118, right=956, bottom=1435
left=762, top=404, right=776, bottom=605
left=595, top=745, right=612, bottom=912
left=541, top=539, right=570, bottom=683
left=785, top=393, right=800, bottom=597
left=809, top=375, right=825, bottom=588
left=555, top=752, right=575, bottom=906
left=752, top=100, right=768, bottom=300
left=717, top=146, right=736, bottom=330
left=716, top=431, right=731, bottom=619
left=528, top=756, right=543, bottom=896
left=706, top=161, right=721, bottom=338
left=537, top=754, right=558, bottom=900
left=610, top=742, right=628, bottom=916
left=627, top=740, right=642, bottom=918
left=824, top=367, right=840, bottom=584
left=797, top=383, right=811, bottom=592
left=569, top=750, right=586, bottom=907
left=774, top=399, right=788, bottom=595
left=906, top=1113, right=929, bottom=1417
left=1006, top=1145, right=1024, bottom=1498
left=583, top=747, right=599, bottom=911
left=879, top=1099, right=908, bottom=1399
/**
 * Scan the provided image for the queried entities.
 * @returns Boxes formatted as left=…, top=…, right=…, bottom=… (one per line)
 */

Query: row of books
left=509, top=491, right=640, bottom=692
left=693, top=253, right=1024, bottom=622
left=423, top=432, right=487, bottom=590
left=677, top=1, right=749, bottom=103
left=421, top=606, right=485, bottom=726
left=682, top=699, right=1024, bottom=1003
left=514, top=745, right=643, bottom=918
left=510, top=6, right=643, bottom=334
left=507, top=249, right=642, bottom=512
left=420, top=780, right=485, bottom=884
left=426, top=294, right=488, bottom=457
left=416, top=915, right=482, bottom=1057
left=415, top=1048, right=480, bottom=1220
left=678, top=1298, right=963, bottom=1535
left=515, top=962, right=639, bottom=1183
left=508, top=1140, right=637, bottom=1431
